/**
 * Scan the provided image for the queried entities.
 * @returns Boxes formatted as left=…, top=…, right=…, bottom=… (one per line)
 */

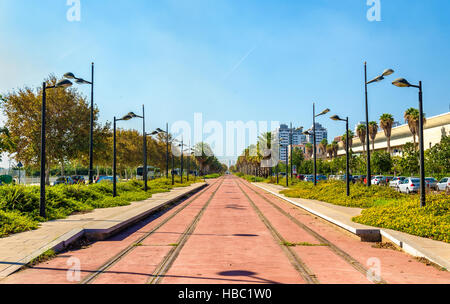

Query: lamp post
left=331, top=115, right=350, bottom=197
left=40, top=79, right=73, bottom=217
left=290, top=122, right=293, bottom=180
left=113, top=112, right=142, bottom=197
left=64, top=63, right=95, bottom=184
left=304, top=104, right=330, bottom=186
left=145, top=130, right=160, bottom=181
left=392, top=78, right=426, bottom=207
left=157, top=125, right=170, bottom=179
left=280, top=139, right=289, bottom=187
left=364, top=63, right=395, bottom=187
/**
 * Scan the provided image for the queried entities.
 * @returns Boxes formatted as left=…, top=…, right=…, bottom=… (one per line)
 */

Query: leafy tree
left=371, top=151, right=392, bottom=174
left=0, top=127, right=15, bottom=161
left=1, top=75, right=110, bottom=183
left=398, top=142, right=419, bottom=176
left=425, top=134, right=450, bottom=179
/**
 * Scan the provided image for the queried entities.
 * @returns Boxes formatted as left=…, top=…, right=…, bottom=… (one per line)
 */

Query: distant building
left=338, top=112, right=450, bottom=157
left=354, top=121, right=401, bottom=134
left=306, top=123, right=328, bottom=144
left=273, top=124, right=307, bottom=163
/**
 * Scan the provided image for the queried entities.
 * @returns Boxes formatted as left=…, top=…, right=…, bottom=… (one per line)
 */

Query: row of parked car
left=289, top=174, right=449, bottom=194
left=52, top=175, right=114, bottom=186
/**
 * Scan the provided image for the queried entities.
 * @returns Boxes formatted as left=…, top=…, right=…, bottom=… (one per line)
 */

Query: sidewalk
left=0, top=182, right=207, bottom=278
left=253, top=182, right=450, bottom=271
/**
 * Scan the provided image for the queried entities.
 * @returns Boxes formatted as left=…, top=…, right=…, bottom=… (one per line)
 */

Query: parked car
left=371, top=176, right=386, bottom=185
left=304, top=175, right=314, bottom=182
left=389, top=177, right=406, bottom=189
left=425, top=178, right=438, bottom=190
left=398, top=177, right=421, bottom=194
left=72, top=175, right=86, bottom=184
left=53, top=176, right=75, bottom=186
left=436, top=178, right=450, bottom=192
left=95, top=176, right=114, bottom=183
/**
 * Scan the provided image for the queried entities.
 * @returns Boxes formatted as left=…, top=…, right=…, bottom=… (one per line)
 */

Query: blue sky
left=1, top=0, right=450, bottom=165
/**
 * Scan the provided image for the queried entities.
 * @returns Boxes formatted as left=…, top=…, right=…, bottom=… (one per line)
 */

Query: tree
left=305, top=143, right=313, bottom=159
left=380, top=113, right=394, bottom=155
left=425, top=134, right=450, bottom=179
left=371, top=151, right=392, bottom=174
left=356, top=124, right=367, bottom=154
left=0, top=127, right=15, bottom=162
left=1, top=75, right=111, bottom=183
left=341, top=130, right=354, bottom=150
left=319, top=139, right=328, bottom=158
left=368, top=121, right=379, bottom=152
left=326, top=144, right=334, bottom=159
left=398, top=142, right=419, bottom=176
left=404, top=108, right=427, bottom=151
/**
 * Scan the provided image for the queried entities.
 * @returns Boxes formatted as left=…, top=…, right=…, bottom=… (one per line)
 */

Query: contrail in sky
left=223, top=45, right=258, bottom=80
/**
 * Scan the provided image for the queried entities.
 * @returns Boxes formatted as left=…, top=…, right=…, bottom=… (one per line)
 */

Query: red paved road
left=2, top=175, right=450, bottom=284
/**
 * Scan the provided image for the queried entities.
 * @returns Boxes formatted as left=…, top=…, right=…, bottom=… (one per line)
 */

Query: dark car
left=95, top=176, right=114, bottom=183
left=53, top=176, right=74, bottom=186
left=72, top=176, right=86, bottom=184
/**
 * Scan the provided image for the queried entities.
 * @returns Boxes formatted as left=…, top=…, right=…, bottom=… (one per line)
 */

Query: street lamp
left=113, top=111, right=143, bottom=197
left=157, top=125, right=170, bottom=179
left=40, top=79, right=73, bottom=217
left=364, top=63, right=395, bottom=187
left=64, top=64, right=95, bottom=184
left=392, top=78, right=426, bottom=207
left=330, top=115, right=350, bottom=197
left=304, top=104, right=330, bottom=186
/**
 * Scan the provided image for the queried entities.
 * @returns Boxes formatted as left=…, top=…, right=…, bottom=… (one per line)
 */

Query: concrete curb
left=0, top=183, right=207, bottom=278
left=253, top=183, right=449, bottom=271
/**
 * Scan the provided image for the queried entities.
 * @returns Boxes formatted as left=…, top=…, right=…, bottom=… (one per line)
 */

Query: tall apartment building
left=273, top=124, right=307, bottom=163
left=306, top=123, right=328, bottom=145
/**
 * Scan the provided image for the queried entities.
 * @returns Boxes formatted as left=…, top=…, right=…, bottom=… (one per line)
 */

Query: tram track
left=235, top=180, right=320, bottom=284
left=80, top=178, right=223, bottom=284
left=236, top=179, right=388, bottom=284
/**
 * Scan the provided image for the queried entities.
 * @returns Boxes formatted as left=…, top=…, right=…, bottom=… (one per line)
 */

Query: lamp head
left=330, top=115, right=342, bottom=121
left=75, top=78, right=91, bottom=85
left=317, top=108, right=330, bottom=116
left=382, top=69, right=395, bottom=77
left=120, top=113, right=134, bottom=121
left=156, top=128, right=165, bottom=133
left=392, top=78, right=412, bottom=88
left=367, top=75, right=384, bottom=84
left=64, top=72, right=76, bottom=79
left=55, top=79, right=73, bottom=89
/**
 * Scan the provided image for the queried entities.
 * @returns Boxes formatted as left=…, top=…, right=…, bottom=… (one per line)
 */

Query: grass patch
left=168, top=243, right=179, bottom=247
left=26, top=249, right=56, bottom=267
left=281, top=241, right=328, bottom=247
left=0, top=178, right=196, bottom=238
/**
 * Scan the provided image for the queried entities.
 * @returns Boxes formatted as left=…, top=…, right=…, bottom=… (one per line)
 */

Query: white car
left=436, top=178, right=450, bottom=192
left=398, top=177, right=421, bottom=194
left=371, top=176, right=385, bottom=185
left=389, top=177, right=406, bottom=189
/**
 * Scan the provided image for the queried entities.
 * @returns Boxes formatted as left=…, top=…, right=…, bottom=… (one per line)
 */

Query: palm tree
left=404, top=108, right=427, bottom=151
left=319, top=139, right=328, bottom=158
left=380, top=113, right=394, bottom=155
left=368, top=121, right=379, bottom=152
left=332, top=141, right=339, bottom=158
left=356, top=124, right=367, bottom=154
left=341, top=130, right=354, bottom=150
left=326, top=144, right=334, bottom=159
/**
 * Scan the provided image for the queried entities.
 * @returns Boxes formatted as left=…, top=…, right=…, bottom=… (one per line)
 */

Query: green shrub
left=354, top=194, right=450, bottom=243
left=0, top=178, right=197, bottom=238
left=280, top=181, right=404, bottom=208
